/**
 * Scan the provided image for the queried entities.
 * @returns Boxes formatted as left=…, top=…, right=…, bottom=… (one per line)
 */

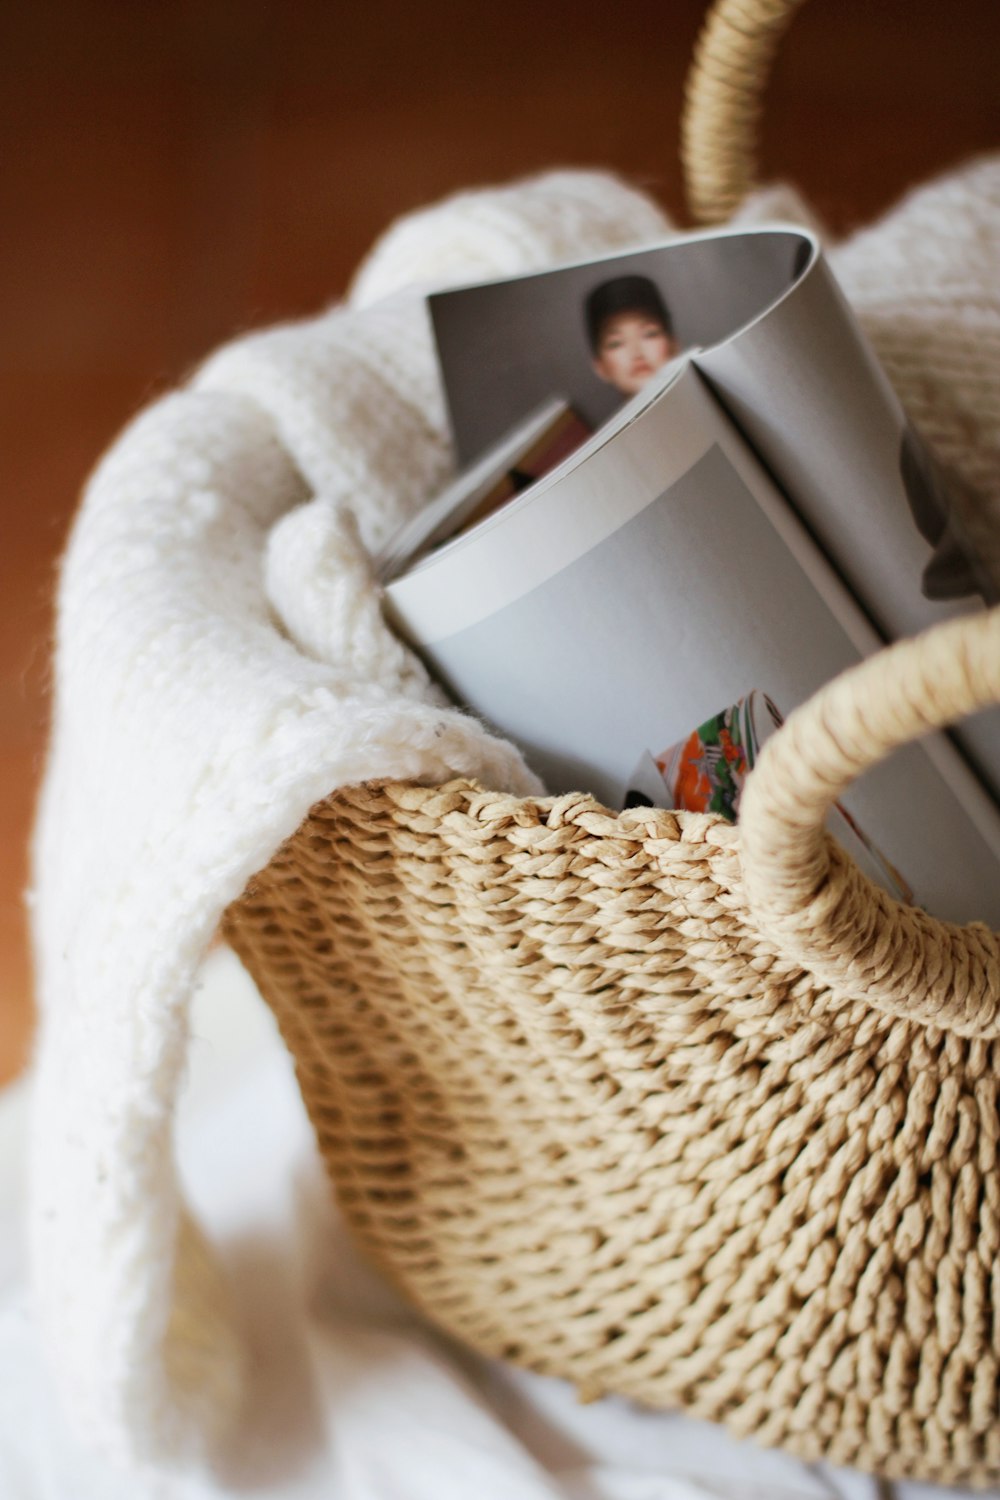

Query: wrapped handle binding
left=682, top=0, right=809, bottom=223
left=684, top=0, right=1000, bottom=1033
left=739, top=607, right=1000, bottom=1036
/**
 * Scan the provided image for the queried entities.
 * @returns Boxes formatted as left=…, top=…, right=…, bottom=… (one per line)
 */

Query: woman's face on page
left=592, top=312, right=676, bottom=396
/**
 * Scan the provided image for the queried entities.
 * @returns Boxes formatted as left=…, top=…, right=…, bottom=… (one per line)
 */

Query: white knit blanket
left=29, top=158, right=1000, bottom=1477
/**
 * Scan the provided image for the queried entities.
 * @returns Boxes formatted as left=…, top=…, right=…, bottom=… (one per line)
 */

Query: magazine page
left=694, top=244, right=1000, bottom=801
left=375, top=398, right=586, bottom=581
left=385, top=363, right=1000, bottom=928
left=429, top=226, right=1000, bottom=801
left=430, top=225, right=807, bottom=466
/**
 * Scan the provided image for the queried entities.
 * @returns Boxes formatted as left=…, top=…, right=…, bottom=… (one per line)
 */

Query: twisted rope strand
left=682, top=0, right=809, bottom=222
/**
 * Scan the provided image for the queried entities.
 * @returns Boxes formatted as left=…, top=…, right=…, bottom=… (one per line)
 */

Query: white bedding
left=0, top=949, right=988, bottom=1500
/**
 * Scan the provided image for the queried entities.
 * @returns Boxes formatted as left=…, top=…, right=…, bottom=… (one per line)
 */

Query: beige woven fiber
left=224, top=609, right=1000, bottom=1492
left=223, top=2, right=1000, bottom=1475
left=682, top=0, right=810, bottom=223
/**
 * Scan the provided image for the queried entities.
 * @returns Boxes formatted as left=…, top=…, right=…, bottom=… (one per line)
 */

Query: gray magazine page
left=386, top=366, right=1000, bottom=928
left=430, top=226, right=808, bottom=465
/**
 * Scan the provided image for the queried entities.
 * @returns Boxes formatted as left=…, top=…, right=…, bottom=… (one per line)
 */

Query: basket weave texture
left=225, top=766, right=1000, bottom=1488
left=224, top=2, right=1000, bottom=1481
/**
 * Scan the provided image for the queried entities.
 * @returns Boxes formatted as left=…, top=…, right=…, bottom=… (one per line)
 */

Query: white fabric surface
left=4, top=948, right=994, bottom=1499
left=26, top=156, right=1000, bottom=1480
left=29, top=171, right=666, bottom=1473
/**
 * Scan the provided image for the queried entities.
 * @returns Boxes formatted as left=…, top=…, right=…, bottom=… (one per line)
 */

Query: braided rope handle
left=739, top=607, right=1000, bottom=1036
left=683, top=0, right=1000, bottom=1032
left=682, top=0, right=809, bottom=223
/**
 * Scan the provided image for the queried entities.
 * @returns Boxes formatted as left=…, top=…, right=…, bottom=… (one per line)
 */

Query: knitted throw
left=29, top=158, right=1000, bottom=1480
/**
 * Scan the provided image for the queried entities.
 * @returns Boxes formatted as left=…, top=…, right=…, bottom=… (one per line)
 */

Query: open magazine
left=381, top=224, right=1000, bottom=927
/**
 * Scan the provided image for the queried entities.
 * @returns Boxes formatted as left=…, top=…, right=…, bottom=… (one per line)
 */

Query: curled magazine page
left=430, top=224, right=810, bottom=466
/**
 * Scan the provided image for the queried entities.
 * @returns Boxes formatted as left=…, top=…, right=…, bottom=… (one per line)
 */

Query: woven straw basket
left=224, top=3, right=1000, bottom=1487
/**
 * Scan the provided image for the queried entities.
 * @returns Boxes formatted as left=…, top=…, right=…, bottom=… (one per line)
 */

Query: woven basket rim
left=235, top=774, right=1000, bottom=1043
left=359, top=775, right=739, bottom=842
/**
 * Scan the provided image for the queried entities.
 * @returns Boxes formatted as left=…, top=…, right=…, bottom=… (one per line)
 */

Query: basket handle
left=738, top=607, right=1000, bottom=1036
left=682, top=0, right=809, bottom=224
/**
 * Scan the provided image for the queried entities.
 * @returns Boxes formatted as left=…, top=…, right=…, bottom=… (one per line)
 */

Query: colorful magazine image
left=624, top=691, right=914, bottom=905
left=652, top=693, right=774, bottom=819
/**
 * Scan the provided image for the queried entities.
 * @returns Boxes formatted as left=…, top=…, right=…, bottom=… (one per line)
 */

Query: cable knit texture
left=29, top=158, right=1000, bottom=1476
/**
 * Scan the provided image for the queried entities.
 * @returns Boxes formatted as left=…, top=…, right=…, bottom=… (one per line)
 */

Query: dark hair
left=585, top=275, right=673, bottom=352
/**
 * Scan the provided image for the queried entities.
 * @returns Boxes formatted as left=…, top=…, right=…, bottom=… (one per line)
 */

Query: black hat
left=585, top=275, right=673, bottom=352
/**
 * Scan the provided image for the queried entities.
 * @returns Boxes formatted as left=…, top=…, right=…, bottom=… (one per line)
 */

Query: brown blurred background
left=1, top=0, right=998, bottom=1084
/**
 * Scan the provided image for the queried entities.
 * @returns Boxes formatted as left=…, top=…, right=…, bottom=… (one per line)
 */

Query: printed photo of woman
left=584, top=274, right=680, bottom=398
